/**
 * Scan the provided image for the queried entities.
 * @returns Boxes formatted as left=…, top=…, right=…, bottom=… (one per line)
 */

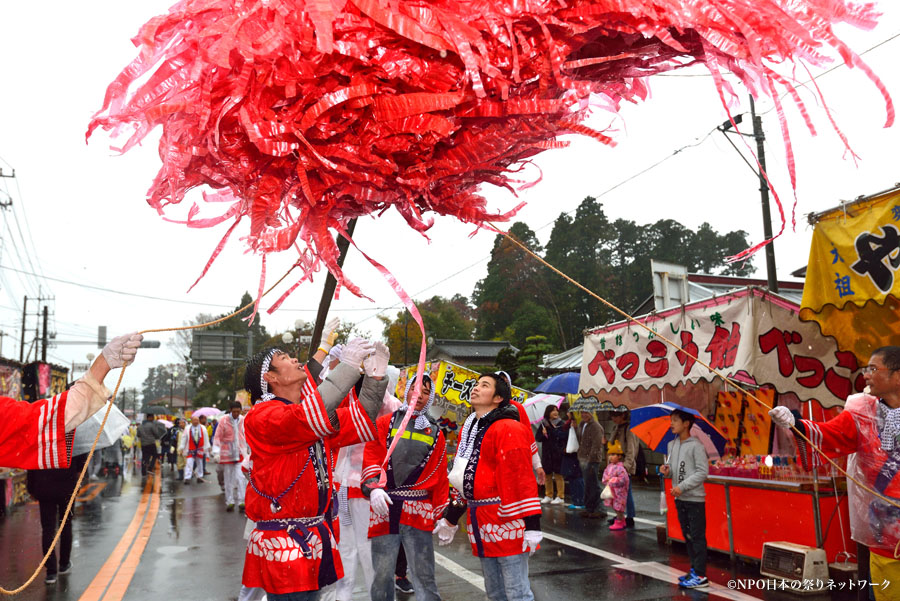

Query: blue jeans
left=269, top=591, right=319, bottom=601
left=370, top=524, right=440, bottom=601
left=480, top=553, right=534, bottom=601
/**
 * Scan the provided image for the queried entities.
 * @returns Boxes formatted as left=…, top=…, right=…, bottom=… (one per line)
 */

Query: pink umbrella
left=192, top=407, right=224, bottom=418
left=522, top=394, right=564, bottom=425
left=157, top=418, right=174, bottom=428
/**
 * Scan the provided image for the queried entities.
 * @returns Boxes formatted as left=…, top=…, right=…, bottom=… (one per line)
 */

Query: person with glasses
left=769, top=346, right=900, bottom=601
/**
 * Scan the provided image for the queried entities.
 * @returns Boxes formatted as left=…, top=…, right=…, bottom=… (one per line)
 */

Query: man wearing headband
left=0, top=332, right=142, bottom=470
left=361, top=374, right=448, bottom=601
left=240, top=337, right=390, bottom=601
left=434, top=373, right=542, bottom=601
left=770, top=346, right=900, bottom=600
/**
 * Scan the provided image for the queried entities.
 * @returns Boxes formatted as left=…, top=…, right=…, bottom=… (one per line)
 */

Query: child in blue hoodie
left=660, top=409, right=709, bottom=589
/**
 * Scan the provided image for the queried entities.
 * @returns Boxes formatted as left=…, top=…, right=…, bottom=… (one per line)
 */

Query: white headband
left=259, top=349, right=279, bottom=403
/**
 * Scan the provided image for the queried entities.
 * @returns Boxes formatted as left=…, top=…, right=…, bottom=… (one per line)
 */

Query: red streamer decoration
left=88, top=0, right=893, bottom=298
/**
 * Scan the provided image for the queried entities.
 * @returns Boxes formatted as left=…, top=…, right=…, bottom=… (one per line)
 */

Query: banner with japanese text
left=799, top=187, right=900, bottom=362
left=580, top=288, right=864, bottom=408
left=397, top=361, right=532, bottom=437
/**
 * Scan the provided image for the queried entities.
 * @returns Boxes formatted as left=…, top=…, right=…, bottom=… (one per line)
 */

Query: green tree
left=543, top=197, right=617, bottom=346
left=473, top=222, right=549, bottom=342
left=516, top=335, right=553, bottom=390
left=380, top=295, right=476, bottom=364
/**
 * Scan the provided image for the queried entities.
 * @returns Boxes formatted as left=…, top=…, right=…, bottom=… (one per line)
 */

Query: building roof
left=633, top=272, right=804, bottom=315
left=427, top=339, right=517, bottom=363
left=540, top=345, right=584, bottom=371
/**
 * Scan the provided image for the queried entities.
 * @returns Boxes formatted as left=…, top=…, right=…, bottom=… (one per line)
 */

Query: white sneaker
left=551, top=497, right=565, bottom=505
left=541, top=496, right=552, bottom=504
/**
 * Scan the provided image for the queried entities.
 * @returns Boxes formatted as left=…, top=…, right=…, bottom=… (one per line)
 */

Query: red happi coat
left=464, top=417, right=541, bottom=557
left=362, top=412, right=449, bottom=537
left=242, top=374, right=377, bottom=594
left=795, top=393, right=900, bottom=558
left=0, top=393, right=72, bottom=470
left=511, top=400, right=541, bottom=467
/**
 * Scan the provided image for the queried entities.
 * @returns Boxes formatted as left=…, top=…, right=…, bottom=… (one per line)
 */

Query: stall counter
left=664, top=476, right=852, bottom=563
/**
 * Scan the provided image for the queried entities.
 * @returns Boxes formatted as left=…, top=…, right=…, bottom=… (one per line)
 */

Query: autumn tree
left=380, top=295, right=475, bottom=364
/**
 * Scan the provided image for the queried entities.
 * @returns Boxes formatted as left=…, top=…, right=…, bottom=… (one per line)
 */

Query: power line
left=0, top=263, right=396, bottom=312
left=348, top=31, right=900, bottom=330
left=352, top=128, right=719, bottom=327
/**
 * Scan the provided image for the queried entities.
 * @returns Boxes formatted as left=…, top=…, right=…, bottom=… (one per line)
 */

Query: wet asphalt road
left=1, top=458, right=862, bottom=601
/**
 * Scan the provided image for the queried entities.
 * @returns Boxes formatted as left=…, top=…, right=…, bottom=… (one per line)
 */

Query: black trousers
left=39, top=500, right=72, bottom=574
left=141, top=446, right=160, bottom=475
left=581, top=461, right=604, bottom=514
left=675, top=499, right=707, bottom=577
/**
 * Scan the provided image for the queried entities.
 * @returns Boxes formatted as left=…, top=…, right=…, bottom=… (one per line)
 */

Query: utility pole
left=0, top=330, right=6, bottom=358
left=41, top=306, right=48, bottom=362
left=19, top=295, right=27, bottom=362
left=749, top=96, right=779, bottom=293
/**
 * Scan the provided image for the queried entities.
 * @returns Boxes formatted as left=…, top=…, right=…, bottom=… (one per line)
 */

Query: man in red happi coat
left=361, top=374, right=448, bottom=601
left=241, top=339, right=389, bottom=601
left=434, top=373, right=542, bottom=601
left=0, top=332, right=142, bottom=470
left=770, top=346, right=900, bottom=601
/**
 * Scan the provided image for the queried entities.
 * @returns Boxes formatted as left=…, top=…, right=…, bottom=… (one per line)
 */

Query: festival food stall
left=579, top=287, right=859, bottom=562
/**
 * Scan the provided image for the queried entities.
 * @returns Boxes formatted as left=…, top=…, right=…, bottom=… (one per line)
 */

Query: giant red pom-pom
left=88, top=0, right=893, bottom=308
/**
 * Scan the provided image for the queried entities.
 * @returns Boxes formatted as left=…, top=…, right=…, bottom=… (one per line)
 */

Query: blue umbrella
left=629, top=402, right=727, bottom=458
left=534, top=372, right=580, bottom=395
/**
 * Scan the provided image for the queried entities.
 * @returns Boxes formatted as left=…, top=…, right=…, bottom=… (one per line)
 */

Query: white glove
left=320, top=317, right=341, bottom=352
left=432, top=518, right=458, bottom=546
left=370, top=488, right=393, bottom=517
left=363, top=342, right=390, bottom=378
left=522, top=530, right=542, bottom=556
left=769, top=406, right=795, bottom=428
left=102, top=332, right=143, bottom=369
left=341, top=338, right=375, bottom=371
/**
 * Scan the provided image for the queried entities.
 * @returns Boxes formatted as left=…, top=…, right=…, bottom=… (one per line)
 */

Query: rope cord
left=493, top=224, right=900, bottom=555
left=0, top=265, right=298, bottom=595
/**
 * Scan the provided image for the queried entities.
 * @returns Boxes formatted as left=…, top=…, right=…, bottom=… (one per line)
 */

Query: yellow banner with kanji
left=800, top=187, right=900, bottom=361
left=397, top=361, right=530, bottom=421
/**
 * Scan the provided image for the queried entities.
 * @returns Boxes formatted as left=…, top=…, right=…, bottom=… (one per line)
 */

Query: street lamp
left=167, top=370, right=178, bottom=408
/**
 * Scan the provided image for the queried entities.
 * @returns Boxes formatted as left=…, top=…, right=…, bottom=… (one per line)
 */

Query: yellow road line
left=78, top=470, right=157, bottom=601
left=99, top=470, right=161, bottom=601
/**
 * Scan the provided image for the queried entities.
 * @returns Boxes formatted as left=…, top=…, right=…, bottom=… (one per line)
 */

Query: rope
left=493, top=225, right=900, bottom=551
left=0, top=265, right=298, bottom=595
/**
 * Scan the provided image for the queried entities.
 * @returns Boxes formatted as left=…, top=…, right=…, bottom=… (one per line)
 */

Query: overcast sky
left=0, top=2, right=898, bottom=396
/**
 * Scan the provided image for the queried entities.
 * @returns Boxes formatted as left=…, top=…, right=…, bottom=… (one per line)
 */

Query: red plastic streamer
left=88, top=0, right=893, bottom=296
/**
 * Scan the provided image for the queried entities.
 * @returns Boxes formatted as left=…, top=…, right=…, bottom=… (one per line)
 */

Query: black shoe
left=239, top=504, right=245, bottom=513
left=45, top=573, right=57, bottom=585
left=183, top=480, right=191, bottom=485
left=226, top=504, right=235, bottom=512
left=59, top=562, right=72, bottom=574
left=607, top=517, right=616, bottom=525
left=625, top=517, right=635, bottom=528
left=395, top=577, right=414, bottom=594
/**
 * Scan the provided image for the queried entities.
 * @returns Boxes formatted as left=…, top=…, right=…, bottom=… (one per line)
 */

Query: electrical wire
left=352, top=127, right=719, bottom=327
left=0, top=263, right=395, bottom=312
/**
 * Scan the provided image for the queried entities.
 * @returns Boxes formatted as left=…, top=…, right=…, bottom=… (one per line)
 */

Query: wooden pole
left=307, top=218, right=358, bottom=358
